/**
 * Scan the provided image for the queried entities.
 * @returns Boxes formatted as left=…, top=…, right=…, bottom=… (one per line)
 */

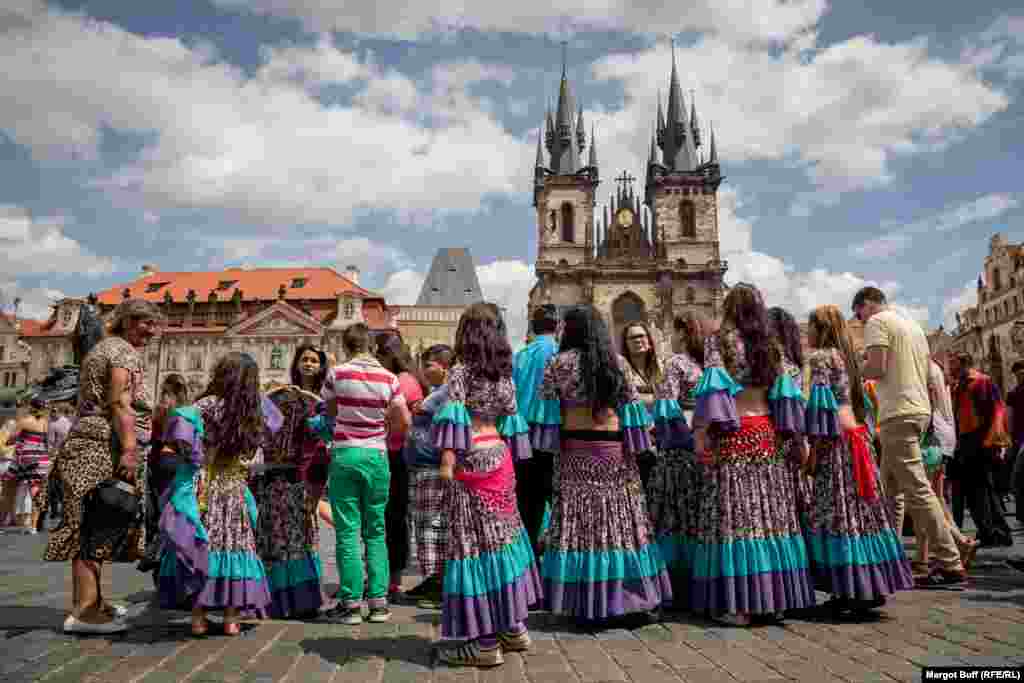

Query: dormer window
left=448, top=266, right=457, bottom=272
left=291, top=278, right=306, bottom=288
left=217, top=280, right=237, bottom=291
left=145, top=282, right=169, bottom=293
left=344, top=301, right=355, bottom=319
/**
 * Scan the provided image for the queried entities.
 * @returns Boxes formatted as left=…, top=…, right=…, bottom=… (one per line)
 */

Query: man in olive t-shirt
left=854, top=287, right=966, bottom=588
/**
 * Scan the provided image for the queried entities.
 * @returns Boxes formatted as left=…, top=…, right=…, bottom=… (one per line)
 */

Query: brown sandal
left=957, top=539, right=979, bottom=571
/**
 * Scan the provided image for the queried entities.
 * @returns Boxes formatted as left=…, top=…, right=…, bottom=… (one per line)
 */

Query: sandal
left=956, top=539, right=979, bottom=572
left=223, top=621, right=241, bottom=637
left=191, top=619, right=211, bottom=638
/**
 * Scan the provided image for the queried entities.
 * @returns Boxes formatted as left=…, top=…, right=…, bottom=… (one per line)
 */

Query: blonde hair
left=107, top=298, right=165, bottom=336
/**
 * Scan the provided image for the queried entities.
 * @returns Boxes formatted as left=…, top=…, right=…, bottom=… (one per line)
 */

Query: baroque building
left=20, top=265, right=398, bottom=401
left=950, top=233, right=1024, bottom=390
left=528, top=48, right=727, bottom=351
left=0, top=314, right=32, bottom=390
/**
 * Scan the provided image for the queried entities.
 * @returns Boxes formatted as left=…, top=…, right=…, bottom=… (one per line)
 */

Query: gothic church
left=528, top=48, right=728, bottom=348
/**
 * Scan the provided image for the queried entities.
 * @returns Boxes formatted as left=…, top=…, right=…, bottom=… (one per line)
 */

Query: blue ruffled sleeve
left=768, top=372, right=806, bottom=436
left=430, top=400, right=473, bottom=452
left=497, top=413, right=532, bottom=462
left=693, top=367, right=743, bottom=433
left=617, top=401, right=654, bottom=455
left=651, top=398, right=694, bottom=451
left=163, top=406, right=206, bottom=467
left=804, top=350, right=842, bottom=439
left=528, top=358, right=563, bottom=453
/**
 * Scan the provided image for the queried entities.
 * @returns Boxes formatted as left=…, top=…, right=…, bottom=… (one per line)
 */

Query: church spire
left=656, top=90, right=665, bottom=134
left=535, top=123, right=546, bottom=169
left=550, top=41, right=579, bottom=174
left=690, top=89, right=701, bottom=148
left=576, top=105, right=586, bottom=153
left=659, top=37, right=698, bottom=172
left=588, top=124, right=598, bottom=173
left=708, top=121, right=717, bottom=164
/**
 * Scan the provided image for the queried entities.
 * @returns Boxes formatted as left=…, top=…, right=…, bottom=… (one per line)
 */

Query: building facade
left=0, top=314, right=31, bottom=389
left=950, top=233, right=1024, bottom=390
left=528, top=51, right=726, bottom=353
left=20, top=265, right=398, bottom=401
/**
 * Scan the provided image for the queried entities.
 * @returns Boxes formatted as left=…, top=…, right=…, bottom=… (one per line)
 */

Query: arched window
left=679, top=200, right=696, bottom=239
left=994, top=268, right=1003, bottom=291
left=560, top=203, right=575, bottom=243
left=686, top=287, right=696, bottom=303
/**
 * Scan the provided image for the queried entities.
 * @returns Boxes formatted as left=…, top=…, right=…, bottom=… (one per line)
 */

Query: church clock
left=616, top=207, right=634, bottom=227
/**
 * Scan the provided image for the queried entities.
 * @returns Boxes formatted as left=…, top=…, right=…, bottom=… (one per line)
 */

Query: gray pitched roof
left=416, top=248, right=484, bottom=306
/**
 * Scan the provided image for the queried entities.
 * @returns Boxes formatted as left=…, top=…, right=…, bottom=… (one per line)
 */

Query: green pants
left=328, top=446, right=391, bottom=608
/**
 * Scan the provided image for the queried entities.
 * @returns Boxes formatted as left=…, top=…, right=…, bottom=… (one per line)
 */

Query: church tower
left=643, top=43, right=727, bottom=319
left=533, top=45, right=599, bottom=278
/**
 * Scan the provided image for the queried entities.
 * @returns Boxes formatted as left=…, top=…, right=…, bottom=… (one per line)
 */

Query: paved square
left=1, top=512, right=1022, bottom=683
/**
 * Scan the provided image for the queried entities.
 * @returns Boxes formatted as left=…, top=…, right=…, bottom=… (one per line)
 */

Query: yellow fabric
left=863, top=309, right=931, bottom=424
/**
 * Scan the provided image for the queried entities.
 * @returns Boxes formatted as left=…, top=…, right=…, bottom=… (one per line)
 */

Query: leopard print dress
left=44, top=336, right=152, bottom=562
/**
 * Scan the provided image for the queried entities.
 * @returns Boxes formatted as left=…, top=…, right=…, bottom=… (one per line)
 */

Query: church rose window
left=561, top=203, right=575, bottom=243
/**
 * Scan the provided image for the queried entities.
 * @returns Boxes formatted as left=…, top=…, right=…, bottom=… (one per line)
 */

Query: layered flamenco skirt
left=159, top=463, right=272, bottom=615
left=442, top=433, right=542, bottom=640
left=542, top=434, right=672, bottom=620
left=252, top=472, right=323, bottom=618
left=647, top=398, right=699, bottom=611
left=806, top=427, right=913, bottom=600
left=690, top=416, right=816, bottom=616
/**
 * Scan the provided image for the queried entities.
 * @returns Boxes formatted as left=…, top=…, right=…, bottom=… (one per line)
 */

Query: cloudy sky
left=2, top=0, right=1022, bottom=345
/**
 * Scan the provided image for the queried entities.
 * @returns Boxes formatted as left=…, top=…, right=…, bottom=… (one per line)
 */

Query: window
left=0, top=345, right=4, bottom=362
left=679, top=200, right=696, bottom=239
left=560, top=203, right=575, bottom=243
left=146, top=282, right=169, bottom=293
left=190, top=352, right=203, bottom=371
left=270, top=346, right=284, bottom=370
left=344, top=301, right=356, bottom=319
left=167, top=353, right=179, bottom=370
left=290, top=278, right=306, bottom=288
left=994, top=268, right=1003, bottom=291
left=686, top=287, right=696, bottom=303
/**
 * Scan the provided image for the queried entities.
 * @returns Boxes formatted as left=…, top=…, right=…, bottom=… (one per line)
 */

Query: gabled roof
left=95, top=267, right=373, bottom=305
left=224, top=300, right=324, bottom=337
left=416, top=248, right=484, bottom=306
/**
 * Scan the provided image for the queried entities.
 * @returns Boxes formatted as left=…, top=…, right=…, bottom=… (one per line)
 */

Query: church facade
left=528, top=50, right=727, bottom=351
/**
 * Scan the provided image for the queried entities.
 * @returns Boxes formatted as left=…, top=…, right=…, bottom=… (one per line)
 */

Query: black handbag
left=80, top=479, right=142, bottom=562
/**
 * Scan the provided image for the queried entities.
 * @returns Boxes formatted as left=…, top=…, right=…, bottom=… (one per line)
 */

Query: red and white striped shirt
left=321, top=355, right=405, bottom=451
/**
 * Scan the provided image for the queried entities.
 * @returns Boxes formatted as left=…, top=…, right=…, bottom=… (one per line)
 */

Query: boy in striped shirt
left=320, top=324, right=411, bottom=625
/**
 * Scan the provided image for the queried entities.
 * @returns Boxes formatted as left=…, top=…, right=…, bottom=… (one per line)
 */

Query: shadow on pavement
left=300, top=635, right=434, bottom=668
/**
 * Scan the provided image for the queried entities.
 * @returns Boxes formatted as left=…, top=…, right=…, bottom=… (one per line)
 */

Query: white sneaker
left=106, top=603, right=129, bottom=618
left=63, top=615, right=128, bottom=635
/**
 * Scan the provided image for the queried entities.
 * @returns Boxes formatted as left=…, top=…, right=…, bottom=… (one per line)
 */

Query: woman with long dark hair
left=529, top=305, right=670, bottom=625
left=691, top=284, right=814, bottom=625
left=646, top=311, right=706, bottom=609
left=619, top=321, right=663, bottom=489
left=804, top=305, right=914, bottom=614
left=767, top=307, right=814, bottom=534
left=159, top=352, right=284, bottom=637
left=253, top=344, right=329, bottom=619
left=376, top=337, right=425, bottom=601
left=430, top=302, right=538, bottom=668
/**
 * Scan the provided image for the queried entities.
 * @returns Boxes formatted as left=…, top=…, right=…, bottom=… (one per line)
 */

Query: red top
left=387, top=372, right=424, bottom=452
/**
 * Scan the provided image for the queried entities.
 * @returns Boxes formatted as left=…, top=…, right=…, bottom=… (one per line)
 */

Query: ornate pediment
left=224, top=301, right=323, bottom=337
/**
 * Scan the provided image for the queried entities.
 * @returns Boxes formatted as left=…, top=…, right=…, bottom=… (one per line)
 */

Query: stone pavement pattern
left=1, top=512, right=1022, bottom=683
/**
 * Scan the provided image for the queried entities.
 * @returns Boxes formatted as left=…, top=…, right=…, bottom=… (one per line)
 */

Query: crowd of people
left=0, top=284, right=1021, bottom=669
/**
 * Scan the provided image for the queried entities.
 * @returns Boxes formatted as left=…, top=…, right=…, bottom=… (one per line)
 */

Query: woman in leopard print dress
left=44, top=299, right=164, bottom=636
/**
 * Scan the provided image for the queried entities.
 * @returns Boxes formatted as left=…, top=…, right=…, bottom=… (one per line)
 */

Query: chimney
left=344, top=265, right=360, bottom=285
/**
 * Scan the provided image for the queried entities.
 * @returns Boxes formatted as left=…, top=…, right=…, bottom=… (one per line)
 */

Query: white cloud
left=476, top=260, right=537, bottom=348
left=850, top=193, right=1019, bottom=260
left=381, top=269, right=427, bottom=306
left=717, top=186, right=754, bottom=256
left=210, top=0, right=829, bottom=44
left=726, top=249, right=928, bottom=326
left=591, top=33, right=1008, bottom=212
left=0, top=4, right=531, bottom=229
left=0, top=280, right=66, bottom=321
left=0, top=205, right=114, bottom=277
left=942, top=280, right=978, bottom=330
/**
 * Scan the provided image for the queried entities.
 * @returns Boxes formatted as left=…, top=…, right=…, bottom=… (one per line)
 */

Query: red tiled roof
left=95, top=267, right=375, bottom=305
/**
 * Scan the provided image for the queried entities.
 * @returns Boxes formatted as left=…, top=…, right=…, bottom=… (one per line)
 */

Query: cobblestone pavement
left=1, top=508, right=1022, bottom=683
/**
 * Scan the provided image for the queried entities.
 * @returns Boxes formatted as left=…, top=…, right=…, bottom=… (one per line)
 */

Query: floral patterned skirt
left=645, top=447, right=700, bottom=609
left=542, top=433, right=672, bottom=620
left=442, top=433, right=540, bottom=640
left=807, top=429, right=913, bottom=600
left=690, top=416, right=815, bottom=616
left=159, top=464, right=271, bottom=614
left=251, top=471, right=323, bottom=618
